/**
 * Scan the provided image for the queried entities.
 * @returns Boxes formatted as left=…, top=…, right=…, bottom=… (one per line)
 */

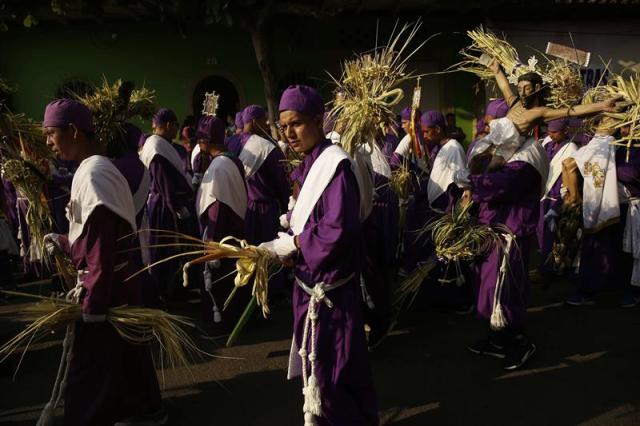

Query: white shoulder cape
left=508, top=138, right=550, bottom=197
left=541, top=137, right=578, bottom=200
left=67, top=155, right=136, bottom=245
left=238, top=134, right=276, bottom=178
left=427, top=139, right=466, bottom=206
left=196, top=155, right=248, bottom=220
left=139, top=135, right=191, bottom=186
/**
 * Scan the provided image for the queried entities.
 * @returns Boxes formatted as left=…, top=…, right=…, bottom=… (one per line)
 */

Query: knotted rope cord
left=490, top=234, right=514, bottom=330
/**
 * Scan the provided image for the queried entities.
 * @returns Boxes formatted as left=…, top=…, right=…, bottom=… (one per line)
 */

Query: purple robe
left=224, top=134, right=244, bottom=158
left=198, top=154, right=251, bottom=332
left=64, top=206, right=161, bottom=426
left=536, top=139, right=569, bottom=272
left=292, top=140, right=378, bottom=425
left=239, top=134, right=290, bottom=245
left=470, top=161, right=541, bottom=329
left=147, top=154, right=196, bottom=301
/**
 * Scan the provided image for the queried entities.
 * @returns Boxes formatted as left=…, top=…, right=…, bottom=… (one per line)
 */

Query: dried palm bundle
left=129, top=230, right=278, bottom=318
left=328, top=21, right=428, bottom=156
left=544, top=59, right=585, bottom=109
left=0, top=291, right=208, bottom=371
left=419, top=201, right=508, bottom=263
left=74, top=77, right=155, bottom=146
left=393, top=257, right=437, bottom=311
left=548, top=204, right=582, bottom=273
left=389, top=167, right=413, bottom=200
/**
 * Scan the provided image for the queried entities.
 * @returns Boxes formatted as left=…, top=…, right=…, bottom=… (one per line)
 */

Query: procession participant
left=42, top=99, right=163, bottom=426
left=261, top=85, right=378, bottom=425
left=535, top=118, right=577, bottom=278
left=194, top=115, right=250, bottom=331
left=224, top=111, right=244, bottom=157
left=467, top=98, right=508, bottom=157
left=140, top=107, right=196, bottom=302
left=445, top=112, right=467, bottom=143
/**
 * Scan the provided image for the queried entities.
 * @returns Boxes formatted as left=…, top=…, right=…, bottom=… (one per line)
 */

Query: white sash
left=469, top=117, right=523, bottom=163
left=541, top=137, right=577, bottom=200
left=196, top=155, right=248, bottom=220
left=574, top=134, right=619, bottom=231
left=67, top=155, right=136, bottom=245
left=427, top=139, right=466, bottom=206
left=190, top=144, right=201, bottom=171
left=139, top=135, right=191, bottom=186
left=238, top=134, right=276, bottom=178
left=290, top=144, right=364, bottom=235
left=508, top=138, right=550, bottom=197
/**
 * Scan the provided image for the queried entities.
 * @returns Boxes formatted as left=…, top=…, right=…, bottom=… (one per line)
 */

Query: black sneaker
left=467, top=338, right=507, bottom=359
left=503, top=342, right=536, bottom=370
left=114, top=408, right=168, bottom=426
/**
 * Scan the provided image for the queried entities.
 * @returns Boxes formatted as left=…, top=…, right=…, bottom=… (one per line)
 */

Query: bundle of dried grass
left=129, top=230, right=278, bottom=318
left=544, top=59, right=585, bottom=109
left=0, top=291, right=206, bottom=370
left=74, top=77, right=155, bottom=145
left=328, top=21, right=428, bottom=156
left=389, top=167, right=413, bottom=200
left=394, top=257, right=437, bottom=311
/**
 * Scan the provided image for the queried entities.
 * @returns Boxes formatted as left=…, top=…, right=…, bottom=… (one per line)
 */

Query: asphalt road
left=1, top=272, right=640, bottom=426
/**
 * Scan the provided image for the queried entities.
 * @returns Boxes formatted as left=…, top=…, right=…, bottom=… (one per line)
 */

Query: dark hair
left=517, top=72, right=543, bottom=87
left=446, top=112, right=455, bottom=118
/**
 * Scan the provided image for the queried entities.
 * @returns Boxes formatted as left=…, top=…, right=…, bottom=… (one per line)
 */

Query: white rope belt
left=294, top=273, right=354, bottom=426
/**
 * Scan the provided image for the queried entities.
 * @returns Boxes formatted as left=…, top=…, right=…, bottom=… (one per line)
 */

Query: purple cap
left=122, top=123, right=142, bottom=151
left=567, top=117, right=583, bottom=129
left=401, top=107, right=412, bottom=121
left=152, top=108, right=178, bottom=126
left=278, top=85, right=324, bottom=117
left=242, top=105, right=266, bottom=124
left=235, top=112, right=244, bottom=129
left=43, top=99, right=94, bottom=132
left=475, top=117, right=487, bottom=134
left=420, top=110, right=446, bottom=129
left=485, top=98, right=509, bottom=119
left=196, top=116, right=225, bottom=145
left=547, top=118, right=569, bottom=132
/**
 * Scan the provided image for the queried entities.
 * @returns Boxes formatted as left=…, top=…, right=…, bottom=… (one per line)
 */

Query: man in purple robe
left=195, top=115, right=250, bottom=332
left=224, top=111, right=245, bottom=157
left=260, top=85, right=378, bottom=425
left=42, top=99, right=163, bottom=426
left=140, top=108, right=197, bottom=303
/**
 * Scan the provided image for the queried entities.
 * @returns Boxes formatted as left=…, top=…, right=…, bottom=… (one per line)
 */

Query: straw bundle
left=74, top=77, right=155, bottom=145
left=389, top=167, right=413, bottom=200
left=394, top=257, right=437, bottom=310
left=0, top=291, right=205, bottom=370
left=544, top=59, right=585, bottom=109
left=328, top=21, right=427, bottom=156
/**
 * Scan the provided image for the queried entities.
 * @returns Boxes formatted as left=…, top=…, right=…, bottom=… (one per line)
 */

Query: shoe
left=565, top=292, right=595, bottom=306
left=114, top=408, right=168, bottom=426
left=503, top=341, right=536, bottom=370
left=455, top=304, right=474, bottom=315
left=467, top=338, right=506, bottom=359
left=619, top=293, right=640, bottom=308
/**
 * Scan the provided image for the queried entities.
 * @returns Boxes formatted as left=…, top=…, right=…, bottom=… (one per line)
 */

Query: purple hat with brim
left=43, top=99, right=94, bottom=132
left=152, top=108, right=178, bottom=126
left=420, top=110, right=446, bottom=129
left=235, top=112, right=244, bottom=129
left=486, top=98, right=509, bottom=119
left=548, top=118, right=569, bottom=132
left=197, top=116, right=225, bottom=145
left=242, top=105, right=266, bottom=124
left=122, top=123, right=142, bottom=151
left=278, top=85, right=324, bottom=117
left=401, top=107, right=413, bottom=121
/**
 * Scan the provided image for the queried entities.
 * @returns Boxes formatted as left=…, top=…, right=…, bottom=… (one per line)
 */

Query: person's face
left=45, top=125, right=79, bottom=162
left=621, top=125, right=631, bottom=138
left=548, top=129, right=567, bottom=144
left=422, top=126, right=442, bottom=145
left=401, top=119, right=411, bottom=133
left=279, top=110, right=323, bottom=154
left=517, top=80, right=540, bottom=109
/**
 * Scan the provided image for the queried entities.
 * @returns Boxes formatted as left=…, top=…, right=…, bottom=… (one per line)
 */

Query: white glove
left=454, top=169, right=471, bottom=188
left=191, top=173, right=203, bottom=186
left=279, top=213, right=290, bottom=229
left=544, top=209, right=559, bottom=223
left=43, top=233, right=62, bottom=255
left=259, top=232, right=297, bottom=260
left=176, top=206, right=192, bottom=220
left=207, top=259, right=221, bottom=269
left=287, top=196, right=297, bottom=211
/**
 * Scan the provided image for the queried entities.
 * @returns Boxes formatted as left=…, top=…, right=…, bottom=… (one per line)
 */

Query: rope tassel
left=490, top=234, right=513, bottom=330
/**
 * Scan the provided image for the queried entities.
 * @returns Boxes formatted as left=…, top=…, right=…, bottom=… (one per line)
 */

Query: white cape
left=238, top=134, right=276, bottom=179
left=196, top=155, right=248, bottom=220
left=139, top=135, right=191, bottom=186
left=67, top=155, right=136, bottom=245
left=427, top=139, right=466, bottom=207
left=541, top=137, right=578, bottom=200
left=507, top=138, right=550, bottom=197
left=574, top=134, right=619, bottom=232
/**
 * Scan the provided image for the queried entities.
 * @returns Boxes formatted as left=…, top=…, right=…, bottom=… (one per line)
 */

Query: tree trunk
left=249, top=26, right=279, bottom=139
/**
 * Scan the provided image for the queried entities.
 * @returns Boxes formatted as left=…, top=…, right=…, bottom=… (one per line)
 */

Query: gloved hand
left=207, top=259, right=221, bottom=269
left=258, top=232, right=297, bottom=260
left=454, top=169, right=471, bottom=188
left=43, top=233, right=62, bottom=256
left=192, top=173, right=203, bottom=186
left=287, top=196, right=297, bottom=211
left=544, top=209, right=559, bottom=233
left=176, top=206, right=192, bottom=220
left=279, top=213, right=290, bottom=229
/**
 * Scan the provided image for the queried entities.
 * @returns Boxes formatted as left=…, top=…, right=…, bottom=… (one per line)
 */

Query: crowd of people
left=0, top=51, right=634, bottom=425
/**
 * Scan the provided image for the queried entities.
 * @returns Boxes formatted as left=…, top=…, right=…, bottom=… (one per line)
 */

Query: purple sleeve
left=297, top=160, right=361, bottom=276
left=263, top=148, right=290, bottom=211
left=470, top=161, right=539, bottom=204
left=77, top=207, right=121, bottom=317
left=149, top=156, right=192, bottom=214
